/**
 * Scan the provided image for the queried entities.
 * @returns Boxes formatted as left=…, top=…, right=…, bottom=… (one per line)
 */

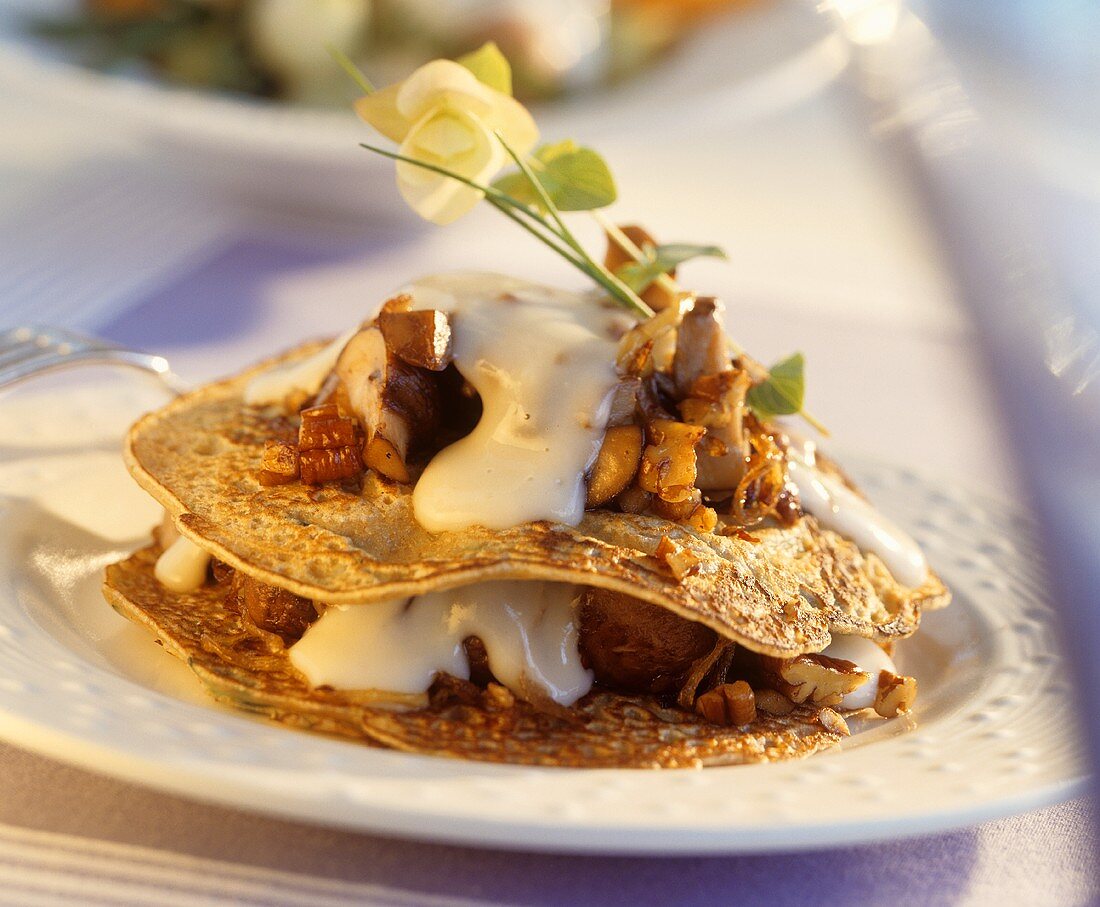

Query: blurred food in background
left=29, top=0, right=760, bottom=105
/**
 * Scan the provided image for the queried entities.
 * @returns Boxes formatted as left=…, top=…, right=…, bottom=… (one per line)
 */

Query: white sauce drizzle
left=822, top=635, right=899, bottom=711
left=289, top=580, right=594, bottom=706
left=154, top=536, right=212, bottom=593
left=786, top=443, right=929, bottom=588
left=404, top=273, right=623, bottom=532
left=244, top=327, right=358, bottom=406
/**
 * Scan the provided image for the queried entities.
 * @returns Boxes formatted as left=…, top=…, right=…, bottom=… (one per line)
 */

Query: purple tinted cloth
left=0, top=742, right=1095, bottom=907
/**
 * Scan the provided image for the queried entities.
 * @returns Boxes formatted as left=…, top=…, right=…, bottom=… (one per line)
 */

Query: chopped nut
left=754, top=688, right=795, bottom=716
left=874, top=670, right=917, bottom=718
left=363, top=435, right=410, bottom=483
left=817, top=707, right=851, bottom=736
left=717, top=525, right=759, bottom=543
left=695, top=681, right=756, bottom=726
left=653, top=489, right=718, bottom=532
left=587, top=424, right=644, bottom=508
left=299, top=446, right=362, bottom=485
left=258, top=439, right=300, bottom=486
left=638, top=419, right=705, bottom=503
left=298, top=404, right=358, bottom=450
left=763, top=653, right=871, bottom=707
left=482, top=682, right=516, bottom=711
left=297, top=405, right=363, bottom=485
left=655, top=535, right=703, bottom=581
left=378, top=308, right=453, bottom=371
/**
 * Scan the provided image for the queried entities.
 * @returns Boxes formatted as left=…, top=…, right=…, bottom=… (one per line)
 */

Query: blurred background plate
left=0, top=0, right=846, bottom=218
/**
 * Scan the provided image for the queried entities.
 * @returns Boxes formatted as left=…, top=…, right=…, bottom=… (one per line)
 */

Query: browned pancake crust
left=103, top=547, right=843, bottom=768
left=123, top=343, right=949, bottom=658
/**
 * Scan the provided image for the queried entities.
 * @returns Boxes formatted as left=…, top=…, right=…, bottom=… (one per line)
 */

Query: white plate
left=0, top=376, right=1085, bottom=855
left=0, top=0, right=847, bottom=217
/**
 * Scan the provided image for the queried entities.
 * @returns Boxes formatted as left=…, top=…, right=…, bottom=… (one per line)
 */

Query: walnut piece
left=874, top=670, right=917, bottom=718
left=754, top=688, right=795, bottom=716
left=258, top=439, right=300, bottom=486
left=817, top=706, right=851, bottom=736
left=297, top=404, right=363, bottom=485
left=763, top=653, right=871, bottom=707
left=695, top=681, right=756, bottom=726
left=655, top=535, right=703, bottom=581
left=653, top=489, right=718, bottom=532
left=638, top=419, right=705, bottom=503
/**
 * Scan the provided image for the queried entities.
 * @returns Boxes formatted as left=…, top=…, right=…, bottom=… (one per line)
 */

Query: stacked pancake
left=104, top=273, right=948, bottom=768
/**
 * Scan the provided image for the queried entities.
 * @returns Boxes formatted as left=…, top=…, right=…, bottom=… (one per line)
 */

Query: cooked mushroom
left=335, top=326, right=442, bottom=472
left=672, top=297, right=729, bottom=397
left=577, top=587, right=718, bottom=694
left=378, top=308, right=453, bottom=371
left=586, top=425, right=644, bottom=508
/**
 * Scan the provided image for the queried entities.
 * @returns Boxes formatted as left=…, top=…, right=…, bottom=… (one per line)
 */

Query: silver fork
left=0, top=326, right=185, bottom=394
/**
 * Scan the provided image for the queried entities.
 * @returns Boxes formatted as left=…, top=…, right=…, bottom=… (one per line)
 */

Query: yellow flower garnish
left=355, top=59, right=537, bottom=224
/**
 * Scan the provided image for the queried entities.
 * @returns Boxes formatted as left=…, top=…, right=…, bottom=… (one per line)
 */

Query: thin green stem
left=359, top=141, right=649, bottom=315
left=328, top=44, right=375, bottom=94
left=484, top=198, right=590, bottom=271
left=496, top=134, right=584, bottom=255
left=495, top=134, right=653, bottom=318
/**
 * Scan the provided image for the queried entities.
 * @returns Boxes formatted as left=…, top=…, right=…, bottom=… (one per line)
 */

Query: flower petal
left=396, top=108, right=505, bottom=225
left=354, top=83, right=410, bottom=143
left=396, top=60, right=494, bottom=123
left=484, top=93, right=539, bottom=157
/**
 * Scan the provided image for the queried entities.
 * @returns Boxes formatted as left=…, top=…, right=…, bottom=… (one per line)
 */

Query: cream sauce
left=822, top=635, right=899, bottom=711
left=786, top=449, right=929, bottom=589
left=404, top=273, right=623, bottom=532
left=244, top=327, right=358, bottom=407
left=154, top=536, right=212, bottom=593
left=289, top=580, right=593, bottom=706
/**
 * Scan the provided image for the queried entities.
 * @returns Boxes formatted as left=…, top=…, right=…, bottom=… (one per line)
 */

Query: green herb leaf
left=616, top=243, right=727, bottom=292
left=492, top=142, right=617, bottom=212
left=457, top=41, right=512, bottom=95
left=746, top=353, right=806, bottom=420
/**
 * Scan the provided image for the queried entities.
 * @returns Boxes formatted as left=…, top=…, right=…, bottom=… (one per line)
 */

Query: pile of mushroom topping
left=255, top=283, right=795, bottom=539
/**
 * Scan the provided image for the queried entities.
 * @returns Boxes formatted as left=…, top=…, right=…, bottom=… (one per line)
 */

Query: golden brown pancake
left=123, top=343, right=949, bottom=660
left=104, top=546, right=844, bottom=768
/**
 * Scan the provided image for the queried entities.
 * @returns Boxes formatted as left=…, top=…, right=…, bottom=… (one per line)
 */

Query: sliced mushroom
left=335, top=326, right=441, bottom=469
left=378, top=308, right=453, bottom=371
left=672, top=297, right=729, bottom=397
left=586, top=424, right=644, bottom=508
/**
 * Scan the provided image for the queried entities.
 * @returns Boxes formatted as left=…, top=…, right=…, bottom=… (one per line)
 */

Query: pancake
left=103, top=546, right=844, bottom=768
left=123, top=342, right=949, bottom=660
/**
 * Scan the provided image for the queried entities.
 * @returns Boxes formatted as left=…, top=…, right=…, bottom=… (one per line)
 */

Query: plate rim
left=0, top=704, right=1084, bottom=855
